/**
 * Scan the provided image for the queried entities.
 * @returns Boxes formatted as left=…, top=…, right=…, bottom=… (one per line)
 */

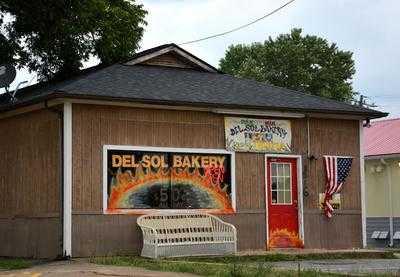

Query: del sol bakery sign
left=224, top=117, right=291, bottom=153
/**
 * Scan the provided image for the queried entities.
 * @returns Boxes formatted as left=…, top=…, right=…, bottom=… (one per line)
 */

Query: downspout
left=45, top=101, right=65, bottom=258
left=306, top=115, right=316, bottom=161
left=381, top=158, right=394, bottom=247
left=307, top=116, right=310, bottom=158
left=304, top=116, right=312, bottom=198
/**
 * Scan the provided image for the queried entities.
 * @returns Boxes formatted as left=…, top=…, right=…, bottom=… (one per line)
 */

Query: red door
left=266, top=157, right=302, bottom=248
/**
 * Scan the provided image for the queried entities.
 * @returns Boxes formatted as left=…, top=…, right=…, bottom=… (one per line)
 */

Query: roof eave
left=365, top=153, right=400, bottom=160
left=0, top=93, right=388, bottom=119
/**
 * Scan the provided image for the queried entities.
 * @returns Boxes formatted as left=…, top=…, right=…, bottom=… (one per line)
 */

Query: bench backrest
left=138, top=213, right=214, bottom=231
left=137, top=213, right=221, bottom=244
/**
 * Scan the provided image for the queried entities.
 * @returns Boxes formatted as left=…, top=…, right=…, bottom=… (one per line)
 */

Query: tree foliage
left=0, top=0, right=147, bottom=81
left=0, top=16, right=17, bottom=66
left=219, top=29, right=356, bottom=102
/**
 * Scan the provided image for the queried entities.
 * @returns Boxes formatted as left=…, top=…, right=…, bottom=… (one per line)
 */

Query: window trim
left=102, top=145, right=236, bottom=215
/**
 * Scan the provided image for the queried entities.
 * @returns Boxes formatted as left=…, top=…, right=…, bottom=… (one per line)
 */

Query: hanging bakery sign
left=224, top=117, right=291, bottom=153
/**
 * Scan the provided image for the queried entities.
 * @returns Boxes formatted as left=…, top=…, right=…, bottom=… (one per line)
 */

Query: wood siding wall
left=142, top=53, right=196, bottom=69
left=304, top=119, right=361, bottom=248
left=0, top=109, right=61, bottom=258
left=72, top=104, right=361, bottom=256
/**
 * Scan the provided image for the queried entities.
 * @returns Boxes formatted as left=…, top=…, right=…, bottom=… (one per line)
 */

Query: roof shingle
left=0, top=44, right=387, bottom=118
left=364, top=118, right=400, bottom=156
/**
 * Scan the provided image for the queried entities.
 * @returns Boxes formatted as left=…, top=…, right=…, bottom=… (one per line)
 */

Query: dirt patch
left=0, top=259, right=198, bottom=277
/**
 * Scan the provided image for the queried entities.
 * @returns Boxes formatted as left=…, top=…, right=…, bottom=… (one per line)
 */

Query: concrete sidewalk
left=0, top=260, right=198, bottom=277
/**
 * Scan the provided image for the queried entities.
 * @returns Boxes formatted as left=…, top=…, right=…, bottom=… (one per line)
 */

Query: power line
left=178, top=0, right=296, bottom=46
left=368, top=95, right=400, bottom=99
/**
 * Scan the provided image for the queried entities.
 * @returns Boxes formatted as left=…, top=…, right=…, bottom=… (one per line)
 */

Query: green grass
left=0, top=258, right=33, bottom=270
left=173, top=251, right=397, bottom=264
left=91, top=256, right=344, bottom=277
left=91, top=251, right=400, bottom=277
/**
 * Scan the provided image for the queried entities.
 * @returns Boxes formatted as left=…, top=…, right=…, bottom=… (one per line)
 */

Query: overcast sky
left=5, top=0, right=400, bottom=117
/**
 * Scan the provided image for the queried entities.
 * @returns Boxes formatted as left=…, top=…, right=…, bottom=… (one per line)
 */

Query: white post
left=387, top=162, right=394, bottom=247
left=63, top=102, right=72, bottom=257
left=360, top=120, right=367, bottom=248
left=381, top=158, right=394, bottom=247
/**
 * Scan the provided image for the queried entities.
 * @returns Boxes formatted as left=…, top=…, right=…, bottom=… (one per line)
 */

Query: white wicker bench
left=137, top=212, right=237, bottom=258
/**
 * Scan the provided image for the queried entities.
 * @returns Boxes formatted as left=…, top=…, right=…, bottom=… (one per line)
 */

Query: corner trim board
left=360, top=120, right=367, bottom=248
left=63, top=102, right=72, bottom=257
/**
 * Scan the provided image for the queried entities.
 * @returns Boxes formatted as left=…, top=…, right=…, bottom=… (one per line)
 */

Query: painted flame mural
left=268, top=229, right=303, bottom=248
left=106, top=149, right=233, bottom=213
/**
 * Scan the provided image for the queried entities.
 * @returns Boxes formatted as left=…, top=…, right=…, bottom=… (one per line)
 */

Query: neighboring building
left=0, top=44, right=386, bottom=258
left=364, top=118, right=400, bottom=248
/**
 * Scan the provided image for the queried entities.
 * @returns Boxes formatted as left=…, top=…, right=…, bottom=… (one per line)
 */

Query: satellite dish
left=0, top=64, right=17, bottom=89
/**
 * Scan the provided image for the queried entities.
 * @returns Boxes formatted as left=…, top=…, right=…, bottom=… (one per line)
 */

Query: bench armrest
left=139, top=225, right=157, bottom=245
left=210, top=216, right=237, bottom=243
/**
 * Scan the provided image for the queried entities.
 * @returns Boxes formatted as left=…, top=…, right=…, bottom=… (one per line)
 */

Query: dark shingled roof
left=0, top=44, right=387, bottom=119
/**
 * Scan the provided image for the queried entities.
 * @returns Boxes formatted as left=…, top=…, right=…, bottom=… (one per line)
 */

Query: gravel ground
left=272, top=259, right=400, bottom=275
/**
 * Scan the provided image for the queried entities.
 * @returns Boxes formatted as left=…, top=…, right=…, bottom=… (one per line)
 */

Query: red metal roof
left=364, top=118, right=400, bottom=157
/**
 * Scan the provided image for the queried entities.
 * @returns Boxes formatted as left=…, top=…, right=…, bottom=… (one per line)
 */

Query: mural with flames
left=105, top=149, right=233, bottom=213
left=268, top=229, right=303, bottom=248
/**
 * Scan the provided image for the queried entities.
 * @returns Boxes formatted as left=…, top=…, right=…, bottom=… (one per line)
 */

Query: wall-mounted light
left=369, top=166, right=376, bottom=174
left=375, top=165, right=383, bottom=173
left=369, top=164, right=384, bottom=174
left=398, top=161, right=400, bottom=168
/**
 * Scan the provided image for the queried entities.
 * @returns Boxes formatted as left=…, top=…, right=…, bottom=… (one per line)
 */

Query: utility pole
left=358, top=94, right=377, bottom=109
left=358, top=94, right=376, bottom=127
left=358, top=95, right=365, bottom=107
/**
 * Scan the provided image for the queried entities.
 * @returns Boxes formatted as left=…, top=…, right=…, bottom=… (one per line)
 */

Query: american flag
left=323, top=156, right=353, bottom=218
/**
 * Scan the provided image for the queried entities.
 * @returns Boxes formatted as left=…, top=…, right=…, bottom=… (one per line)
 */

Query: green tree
left=0, top=0, right=147, bottom=81
left=219, top=28, right=356, bottom=102
left=0, top=16, right=16, bottom=65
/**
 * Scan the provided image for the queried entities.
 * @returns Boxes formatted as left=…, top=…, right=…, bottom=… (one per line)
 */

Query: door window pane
left=284, top=177, right=290, bottom=190
left=271, top=191, right=277, bottom=203
left=277, top=177, right=284, bottom=190
left=271, top=177, right=277, bottom=190
left=277, top=191, right=285, bottom=203
left=284, top=164, right=290, bottom=177
left=271, top=163, right=277, bottom=177
left=284, top=191, right=292, bottom=203
left=277, top=164, right=283, bottom=176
